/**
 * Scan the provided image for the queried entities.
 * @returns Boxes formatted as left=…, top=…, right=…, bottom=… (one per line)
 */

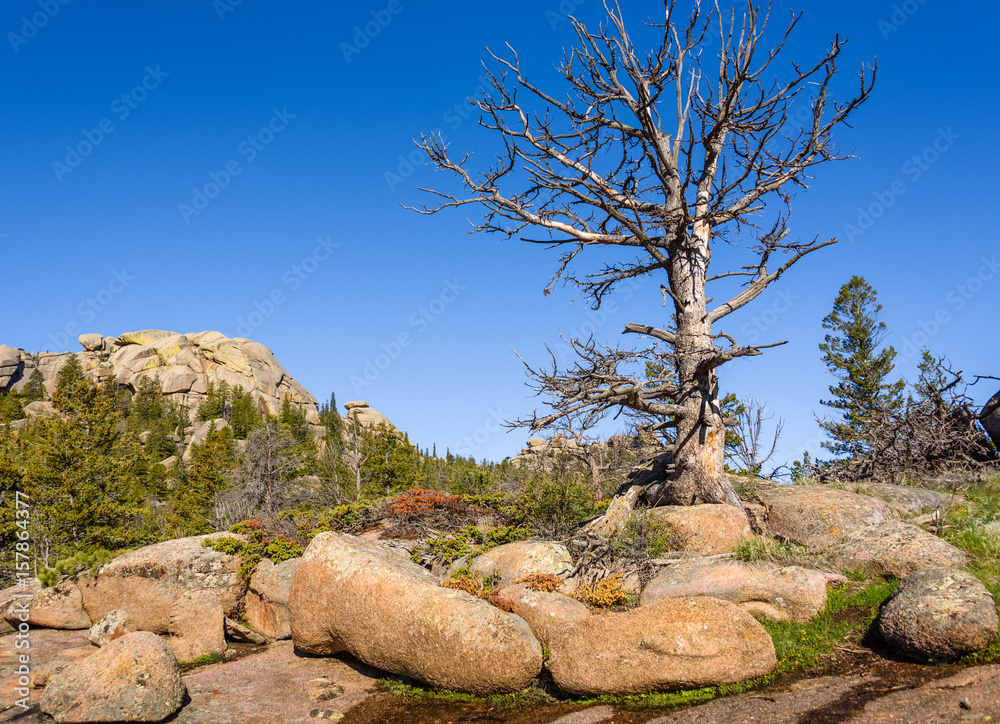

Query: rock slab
left=757, top=485, right=896, bottom=549
left=879, top=567, right=998, bottom=661
left=77, top=533, right=245, bottom=634
left=640, top=558, right=829, bottom=622
left=289, top=532, right=543, bottom=695
left=169, top=590, right=226, bottom=663
left=246, top=557, right=299, bottom=640
left=545, top=597, right=776, bottom=695
left=39, top=631, right=185, bottom=723
left=832, top=519, right=969, bottom=578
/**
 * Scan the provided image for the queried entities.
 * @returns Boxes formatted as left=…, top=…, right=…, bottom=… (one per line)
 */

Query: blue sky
left=2, top=0, right=997, bottom=467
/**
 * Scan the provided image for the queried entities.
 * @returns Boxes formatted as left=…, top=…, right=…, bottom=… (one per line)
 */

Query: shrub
left=439, top=576, right=515, bottom=613
left=38, top=547, right=115, bottom=587
left=203, top=527, right=304, bottom=580
left=513, top=573, right=563, bottom=593
left=510, top=469, right=601, bottom=537
left=413, top=524, right=530, bottom=565
left=574, top=575, right=630, bottom=608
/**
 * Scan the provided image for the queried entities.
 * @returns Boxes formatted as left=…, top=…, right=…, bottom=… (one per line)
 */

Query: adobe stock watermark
left=385, top=75, right=487, bottom=192
left=844, top=126, right=959, bottom=244
left=453, top=408, right=506, bottom=458
left=878, top=0, right=930, bottom=40
left=545, top=0, right=588, bottom=30
left=896, top=255, right=998, bottom=362
left=340, top=0, right=410, bottom=63
left=178, top=106, right=295, bottom=223
left=350, top=279, right=467, bottom=392
left=739, top=288, right=798, bottom=345
left=547, top=278, right=643, bottom=368
left=8, top=0, right=71, bottom=53
left=10, top=491, right=32, bottom=712
left=234, top=235, right=339, bottom=337
left=213, top=0, right=246, bottom=21
left=52, top=65, right=169, bottom=182
left=47, top=268, right=135, bottom=350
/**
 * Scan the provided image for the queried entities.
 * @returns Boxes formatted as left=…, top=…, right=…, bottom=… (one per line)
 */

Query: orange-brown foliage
left=385, top=488, right=490, bottom=522
left=512, top=573, right=563, bottom=593
left=439, top=577, right=515, bottom=613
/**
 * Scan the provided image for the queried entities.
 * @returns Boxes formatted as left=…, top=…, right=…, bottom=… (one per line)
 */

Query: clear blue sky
left=2, top=0, right=997, bottom=467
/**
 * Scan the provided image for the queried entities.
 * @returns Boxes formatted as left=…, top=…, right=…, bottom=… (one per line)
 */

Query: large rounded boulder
left=646, top=504, right=752, bottom=555
left=545, top=597, right=776, bottom=695
left=76, top=533, right=246, bottom=634
left=832, top=519, right=968, bottom=578
left=246, top=557, right=299, bottom=640
left=756, top=485, right=896, bottom=549
left=879, top=567, right=998, bottom=661
left=39, top=631, right=185, bottom=722
left=470, top=541, right=575, bottom=592
left=640, top=558, right=829, bottom=622
left=289, top=532, right=542, bottom=695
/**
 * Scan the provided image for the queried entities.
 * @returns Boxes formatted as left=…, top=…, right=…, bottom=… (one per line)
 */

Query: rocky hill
left=0, top=330, right=319, bottom=424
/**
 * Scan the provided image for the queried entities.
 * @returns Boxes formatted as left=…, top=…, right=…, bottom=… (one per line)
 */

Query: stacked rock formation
left=0, top=330, right=319, bottom=424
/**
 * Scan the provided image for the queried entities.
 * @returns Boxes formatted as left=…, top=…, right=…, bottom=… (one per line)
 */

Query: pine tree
left=279, top=394, right=309, bottom=444
left=53, top=354, right=86, bottom=411
left=0, top=394, right=24, bottom=423
left=20, top=377, right=150, bottom=559
left=229, top=386, right=261, bottom=438
left=818, top=276, right=905, bottom=458
left=21, top=366, right=46, bottom=403
left=359, top=424, right=419, bottom=499
left=168, top=424, right=235, bottom=536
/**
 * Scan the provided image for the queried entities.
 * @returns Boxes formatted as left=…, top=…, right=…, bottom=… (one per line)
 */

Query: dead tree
left=412, top=1, right=874, bottom=512
left=731, top=396, right=783, bottom=475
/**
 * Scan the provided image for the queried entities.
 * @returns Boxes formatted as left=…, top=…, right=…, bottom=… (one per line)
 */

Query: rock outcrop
left=544, top=597, right=776, bottom=695
left=76, top=533, right=246, bottom=634
left=289, top=532, right=543, bottom=695
left=640, top=558, right=829, bottom=622
left=982, top=389, right=1000, bottom=450
left=756, top=485, right=897, bottom=549
left=879, top=567, right=998, bottom=661
left=0, top=330, right=319, bottom=425
left=831, top=519, right=969, bottom=578
left=39, top=631, right=186, bottom=722
left=246, top=558, right=299, bottom=640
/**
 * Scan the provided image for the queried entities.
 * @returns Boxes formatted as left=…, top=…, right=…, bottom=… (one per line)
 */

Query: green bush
left=513, top=469, right=601, bottom=537
left=204, top=526, right=303, bottom=580
left=38, top=547, right=116, bottom=587
left=413, top=524, right=530, bottom=566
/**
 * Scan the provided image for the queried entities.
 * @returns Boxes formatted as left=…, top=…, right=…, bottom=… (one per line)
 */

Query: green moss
left=377, top=678, right=551, bottom=709
left=184, top=650, right=226, bottom=666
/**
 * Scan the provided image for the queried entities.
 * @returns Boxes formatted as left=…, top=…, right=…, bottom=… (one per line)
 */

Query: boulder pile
left=0, top=330, right=320, bottom=426
left=2, top=477, right=998, bottom=720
